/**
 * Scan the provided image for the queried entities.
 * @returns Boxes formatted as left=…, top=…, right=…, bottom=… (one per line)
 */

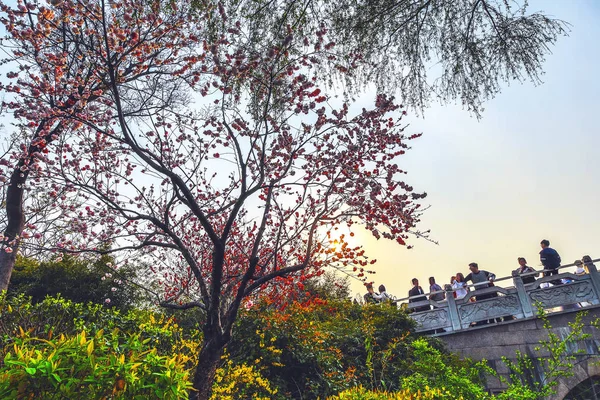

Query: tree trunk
left=0, top=166, right=26, bottom=291
left=0, top=121, right=59, bottom=292
left=189, top=335, right=226, bottom=400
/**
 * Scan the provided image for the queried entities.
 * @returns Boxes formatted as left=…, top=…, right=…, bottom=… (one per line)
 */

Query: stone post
left=444, top=284, right=461, bottom=332
left=584, top=257, right=600, bottom=301
left=512, top=271, right=534, bottom=318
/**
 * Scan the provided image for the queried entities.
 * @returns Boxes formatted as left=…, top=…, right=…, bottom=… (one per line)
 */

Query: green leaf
left=25, top=367, right=36, bottom=375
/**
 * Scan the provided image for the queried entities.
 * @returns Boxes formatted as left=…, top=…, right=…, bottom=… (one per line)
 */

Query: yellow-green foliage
left=328, top=385, right=459, bottom=399
left=210, top=353, right=278, bottom=400
left=0, top=293, right=202, bottom=399
left=399, top=338, right=489, bottom=400
left=229, top=299, right=419, bottom=398
left=3, top=293, right=579, bottom=400
left=0, top=328, right=193, bottom=399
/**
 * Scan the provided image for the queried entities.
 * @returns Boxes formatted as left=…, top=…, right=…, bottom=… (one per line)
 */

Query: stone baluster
left=512, top=271, right=534, bottom=318
left=584, top=257, right=600, bottom=301
left=444, top=284, right=460, bottom=332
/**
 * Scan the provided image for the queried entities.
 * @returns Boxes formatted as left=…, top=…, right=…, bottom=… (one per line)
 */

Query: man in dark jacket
left=408, top=278, right=430, bottom=312
left=540, top=239, right=562, bottom=285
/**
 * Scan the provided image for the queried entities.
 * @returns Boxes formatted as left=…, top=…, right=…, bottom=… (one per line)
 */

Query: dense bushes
left=0, top=294, right=198, bottom=355
left=328, top=386, right=466, bottom=400
left=1, top=291, right=574, bottom=399
left=0, top=293, right=200, bottom=399
left=1, top=329, right=193, bottom=399
left=1, top=293, right=468, bottom=399
left=9, top=255, right=142, bottom=311
left=227, top=299, right=457, bottom=399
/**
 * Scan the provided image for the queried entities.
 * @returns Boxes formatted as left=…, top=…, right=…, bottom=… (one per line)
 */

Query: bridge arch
left=553, top=358, right=600, bottom=400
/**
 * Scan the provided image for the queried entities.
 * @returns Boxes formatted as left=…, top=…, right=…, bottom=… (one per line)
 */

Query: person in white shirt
left=364, top=283, right=382, bottom=304
left=452, top=272, right=468, bottom=300
left=378, top=285, right=393, bottom=302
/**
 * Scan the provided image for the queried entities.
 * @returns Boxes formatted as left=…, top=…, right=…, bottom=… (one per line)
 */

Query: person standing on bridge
left=582, top=255, right=596, bottom=274
left=429, top=277, right=445, bottom=302
left=364, top=283, right=382, bottom=304
left=464, top=262, right=496, bottom=301
left=452, top=272, right=469, bottom=300
left=378, top=284, right=394, bottom=303
left=515, top=257, right=538, bottom=285
left=408, top=278, right=430, bottom=312
left=540, top=239, right=562, bottom=285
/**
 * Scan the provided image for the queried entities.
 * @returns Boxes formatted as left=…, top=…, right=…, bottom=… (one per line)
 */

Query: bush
left=399, top=338, right=489, bottom=399
left=328, top=385, right=458, bottom=399
left=9, top=254, right=142, bottom=311
left=0, top=293, right=201, bottom=399
left=0, top=293, right=202, bottom=363
left=0, top=329, right=193, bottom=399
left=228, top=299, right=426, bottom=398
left=210, top=353, right=279, bottom=400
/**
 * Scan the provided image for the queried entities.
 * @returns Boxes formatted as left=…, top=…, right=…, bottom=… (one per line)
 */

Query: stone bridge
left=441, top=306, right=600, bottom=399
left=399, top=258, right=600, bottom=399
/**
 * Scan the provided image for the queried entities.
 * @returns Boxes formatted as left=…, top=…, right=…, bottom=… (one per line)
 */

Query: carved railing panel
left=529, top=280, right=596, bottom=308
left=411, top=307, right=450, bottom=331
left=457, top=294, right=522, bottom=328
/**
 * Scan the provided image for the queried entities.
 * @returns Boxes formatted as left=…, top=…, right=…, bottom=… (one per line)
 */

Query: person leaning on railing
left=408, top=278, right=430, bottom=312
left=464, top=262, right=496, bottom=301
left=582, top=255, right=596, bottom=274
left=540, top=239, right=562, bottom=285
left=364, top=283, right=381, bottom=304
left=452, top=272, right=469, bottom=300
left=515, top=257, right=539, bottom=284
left=575, top=259, right=586, bottom=275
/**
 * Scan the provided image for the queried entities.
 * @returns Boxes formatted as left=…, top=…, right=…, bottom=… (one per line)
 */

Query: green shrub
left=399, top=338, right=489, bottom=399
left=9, top=254, right=141, bottom=311
left=0, top=293, right=200, bottom=358
left=0, top=329, right=192, bottom=399
left=228, top=299, right=424, bottom=398
left=328, top=385, right=460, bottom=399
left=0, top=293, right=202, bottom=399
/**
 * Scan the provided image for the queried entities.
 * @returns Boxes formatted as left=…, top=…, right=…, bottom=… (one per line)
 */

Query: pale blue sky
left=347, top=0, right=600, bottom=299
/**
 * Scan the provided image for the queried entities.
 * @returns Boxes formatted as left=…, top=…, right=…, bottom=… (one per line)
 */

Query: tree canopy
left=206, top=0, right=568, bottom=115
left=0, top=0, right=568, bottom=398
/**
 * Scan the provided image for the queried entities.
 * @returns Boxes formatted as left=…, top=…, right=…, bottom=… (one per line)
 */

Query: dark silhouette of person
left=540, top=239, right=562, bottom=285
left=428, top=277, right=445, bottom=302
left=582, top=255, right=596, bottom=274
left=408, top=278, right=430, bottom=312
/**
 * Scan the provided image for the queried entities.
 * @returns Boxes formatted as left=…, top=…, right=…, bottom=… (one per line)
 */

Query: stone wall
left=439, top=306, right=600, bottom=399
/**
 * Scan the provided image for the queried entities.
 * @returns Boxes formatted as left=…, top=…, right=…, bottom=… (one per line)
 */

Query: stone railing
left=397, top=258, right=600, bottom=333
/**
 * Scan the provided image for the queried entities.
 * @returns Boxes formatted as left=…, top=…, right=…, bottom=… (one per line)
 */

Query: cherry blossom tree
left=0, top=0, right=569, bottom=291
left=0, top=1, right=428, bottom=398
left=0, top=0, right=199, bottom=289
